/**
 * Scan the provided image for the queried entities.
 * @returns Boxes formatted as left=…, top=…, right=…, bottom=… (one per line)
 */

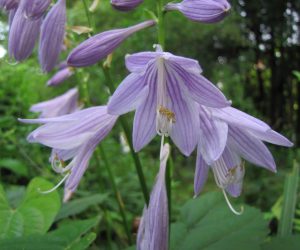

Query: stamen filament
left=222, top=189, right=244, bottom=215
left=38, top=173, right=70, bottom=194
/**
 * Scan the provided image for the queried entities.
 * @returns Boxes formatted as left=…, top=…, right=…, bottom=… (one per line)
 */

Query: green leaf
left=170, top=192, right=268, bottom=250
left=278, top=162, right=299, bottom=236
left=55, top=194, right=107, bottom=221
left=0, top=159, right=28, bottom=177
left=262, top=236, right=300, bottom=250
left=0, top=178, right=61, bottom=239
left=71, top=232, right=97, bottom=250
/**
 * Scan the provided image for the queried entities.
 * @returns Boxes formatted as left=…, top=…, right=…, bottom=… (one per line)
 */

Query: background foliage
left=0, top=0, right=300, bottom=249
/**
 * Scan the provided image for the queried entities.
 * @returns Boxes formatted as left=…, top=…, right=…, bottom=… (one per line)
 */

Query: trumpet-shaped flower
left=39, top=0, right=66, bottom=72
left=19, top=106, right=118, bottom=201
left=47, top=67, right=74, bottom=86
left=30, top=88, right=79, bottom=118
left=8, top=0, right=42, bottom=61
left=137, top=143, right=170, bottom=250
left=194, top=106, right=293, bottom=199
left=67, top=20, right=156, bottom=68
left=108, top=45, right=230, bottom=156
left=24, top=0, right=51, bottom=19
left=111, top=0, right=143, bottom=11
left=165, top=0, right=231, bottom=24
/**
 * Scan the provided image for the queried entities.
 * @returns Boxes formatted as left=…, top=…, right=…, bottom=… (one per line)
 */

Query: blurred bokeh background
left=0, top=0, right=299, bottom=249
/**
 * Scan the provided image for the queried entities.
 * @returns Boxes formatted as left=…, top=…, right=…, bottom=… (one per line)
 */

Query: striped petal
left=194, top=149, right=209, bottom=197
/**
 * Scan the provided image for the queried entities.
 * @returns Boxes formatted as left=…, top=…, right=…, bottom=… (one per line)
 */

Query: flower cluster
left=15, top=0, right=293, bottom=249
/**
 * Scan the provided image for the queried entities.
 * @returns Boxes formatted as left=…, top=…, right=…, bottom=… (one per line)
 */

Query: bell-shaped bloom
left=111, top=0, right=143, bottom=11
left=194, top=106, right=293, bottom=198
left=24, top=0, right=51, bottom=19
left=39, top=0, right=66, bottom=72
left=137, top=143, right=169, bottom=250
left=30, top=88, right=79, bottom=118
left=108, top=45, right=230, bottom=156
left=8, top=0, right=42, bottom=61
left=165, top=0, right=231, bottom=24
left=19, top=106, right=118, bottom=201
left=47, top=67, right=74, bottom=86
left=0, top=0, right=19, bottom=10
left=67, top=20, right=156, bottom=68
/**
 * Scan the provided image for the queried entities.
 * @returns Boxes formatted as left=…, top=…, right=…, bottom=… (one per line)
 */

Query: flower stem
left=98, top=146, right=133, bottom=244
left=157, top=0, right=165, bottom=49
left=102, top=65, right=150, bottom=205
left=82, top=0, right=92, bottom=29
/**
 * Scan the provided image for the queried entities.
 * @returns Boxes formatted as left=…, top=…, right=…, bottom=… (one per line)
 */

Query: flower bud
left=165, top=0, right=231, bottom=24
left=111, top=0, right=143, bottom=11
left=47, top=67, right=74, bottom=86
left=67, top=20, right=156, bottom=68
left=24, top=0, right=51, bottom=20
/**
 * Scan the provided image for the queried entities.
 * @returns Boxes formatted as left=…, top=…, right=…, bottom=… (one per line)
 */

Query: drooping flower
left=137, top=143, right=170, bottom=250
left=39, top=0, right=66, bottom=72
left=47, top=67, right=74, bottom=86
left=165, top=0, right=231, bottom=24
left=8, top=0, right=42, bottom=61
left=30, top=88, right=79, bottom=118
left=67, top=20, right=156, bottom=68
left=194, top=106, right=293, bottom=200
left=24, top=0, right=51, bottom=19
left=111, top=0, right=143, bottom=11
left=108, top=45, right=230, bottom=156
left=19, top=106, right=118, bottom=201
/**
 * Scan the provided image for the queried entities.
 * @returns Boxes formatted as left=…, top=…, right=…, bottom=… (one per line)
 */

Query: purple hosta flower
left=30, top=88, right=79, bottom=118
left=39, top=0, right=66, bottom=72
left=47, top=67, right=74, bottom=86
left=111, top=0, right=143, bottom=11
left=108, top=45, right=230, bottom=156
left=8, top=0, right=42, bottom=61
left=137, top=143, right=170, bottom=250
left=165, top=0, right=231, bottom=24
left=19, top=106, right=118, bottom=201
left=194, top=106, right=293, bottom=212
left=67, top=20, right=156, bottom=68
left=24, top=0, right=51, bottom=19
left=0, top=0, right=19, bottom=10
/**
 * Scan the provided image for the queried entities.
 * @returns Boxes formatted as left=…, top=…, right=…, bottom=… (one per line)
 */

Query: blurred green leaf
left=262, top=236, right=300, bottom=250
left=278, top=162, right=299, bottom=236
left=0, top=158, right=28, bottom=177
left=292, top=71, right=300, bottom=81
left=170, top=192, right=268, bottom=250
left=55, top=193, right=107, bottom=221
left=0, top=177, right=61, bottom=239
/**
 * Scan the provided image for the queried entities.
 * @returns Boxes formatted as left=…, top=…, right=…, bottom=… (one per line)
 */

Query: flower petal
left=198, top=106, right=228, bottom=164
left=249, top=129, right=293, bottom=147
left=125, top=51, right=157, bottom=72
left=194, top=148, right=209, bottom=197
left=228, top=126, right=276, bottom=172
left=107, top=72, right=149, bottom=115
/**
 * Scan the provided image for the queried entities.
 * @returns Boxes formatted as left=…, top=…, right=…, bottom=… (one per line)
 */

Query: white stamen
left=222, top=189, right=244, bottom=215
left=38, top=173, right=70, bottom=194
left=51, top=154, right=72, bottom=174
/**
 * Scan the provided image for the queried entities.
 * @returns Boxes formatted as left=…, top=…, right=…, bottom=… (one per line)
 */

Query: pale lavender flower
left=137, top=143, right=170, bottom=250
left=30, top=88, right=79, bottom=118
left=67, top=20, right=156, bottom=68
left=165, top=0, right=231, bottom=23
left=47, top=67, right=74, bottom=86
left=8, top=7, right=17, bottom=27
left=24, top=0, right=51, bottom=19
left=19, top=106, right=118, bottom=201
left=0, top=0, right=19, bottom=10
left=39, top=0, right=66, bottom=72
left=108, top=45, right=230, bottom=156
left=194, top=106, right=293, bottom=200
left=111, top=0, right=143, bottom=11
left=8, top=0, right=42, bottom=61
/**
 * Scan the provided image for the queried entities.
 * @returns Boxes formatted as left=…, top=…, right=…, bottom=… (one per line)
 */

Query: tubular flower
left=8, top=0, right=42, bottom=61
left=107, top=45, right=230, bottom=156
left=165, top=0, right=231, bottom=24
left=39, top=0, right=66, bottom=72
left=194, top=106, right=293, bottom=200
left=19, top=106, right=118, bottom=201
left=67, top=20, right=156, bottom=68
left=137, top=143, right=170, bottom=250
left=30, top=88, right=79, bottom=118
left=47, top=67, right=74, bottom=86
left=111, top=0, right=143, bottom=11
left=24, top=0, right=51, bottom=19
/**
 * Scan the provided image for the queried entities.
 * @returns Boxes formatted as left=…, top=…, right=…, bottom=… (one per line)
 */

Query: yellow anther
left=158, top=106, right=176, bottom=123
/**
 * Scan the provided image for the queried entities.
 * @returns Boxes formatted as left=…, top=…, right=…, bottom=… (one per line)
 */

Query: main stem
left=102, top=66, right=150, bottom=205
